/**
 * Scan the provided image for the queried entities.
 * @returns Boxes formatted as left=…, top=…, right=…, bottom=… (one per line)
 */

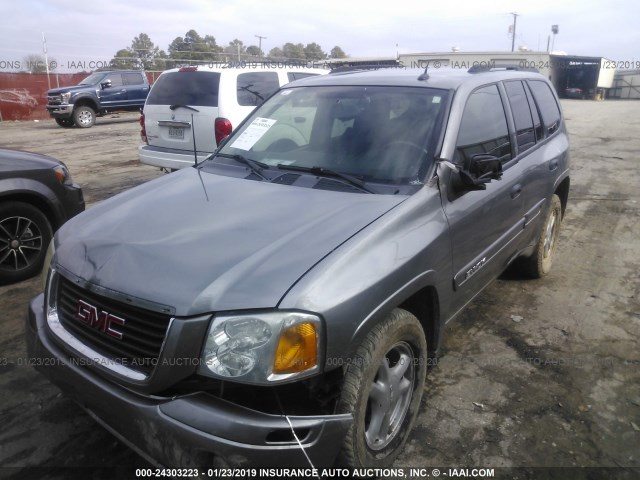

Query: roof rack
left=329, top=63, right=403, bottom=74
left=468, top=64, right=539, bottom=74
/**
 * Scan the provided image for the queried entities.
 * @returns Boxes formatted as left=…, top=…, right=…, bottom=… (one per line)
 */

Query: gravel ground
left=0, top=101, right=638, bottom=479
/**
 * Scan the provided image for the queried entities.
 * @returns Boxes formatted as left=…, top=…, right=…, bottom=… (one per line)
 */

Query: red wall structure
left=0, top=72, right=159, bottom=122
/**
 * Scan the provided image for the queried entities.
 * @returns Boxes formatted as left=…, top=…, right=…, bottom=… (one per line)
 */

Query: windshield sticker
left=432, top=96, right=441, bottom=104
left=230, top=118, right=277, bottom=151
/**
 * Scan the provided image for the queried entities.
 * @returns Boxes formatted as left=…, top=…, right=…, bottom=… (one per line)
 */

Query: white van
left=139, top=65, right=327, bottom=170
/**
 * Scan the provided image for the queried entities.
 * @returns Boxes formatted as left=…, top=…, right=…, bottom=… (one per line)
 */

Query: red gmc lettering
left=76, top=299, right=125, bottom=340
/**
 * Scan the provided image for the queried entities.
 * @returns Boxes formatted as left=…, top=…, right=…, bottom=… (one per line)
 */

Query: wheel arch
left=555, top=176, right=570, bottom=219
left=397, top=285, right=441, bottom=359
left=348, top=274, right=443, bottom=364
left=73, top=96, right=98, bottom=112
left=0, top=191, right=60, bottom=231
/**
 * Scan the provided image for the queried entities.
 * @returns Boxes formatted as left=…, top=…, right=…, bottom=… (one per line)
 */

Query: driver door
left=98, top=73, right=126, bottom=108
left=442, top=83, right=526, bottom=310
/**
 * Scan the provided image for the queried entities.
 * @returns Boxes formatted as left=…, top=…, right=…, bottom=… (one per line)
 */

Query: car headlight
left=41, top=239, right=56, bottom=292
left=60, top=92, right=71, bottom=103
left=200, top=311, right=322, bottom=384
left=53, top=164, right=73, bottom=185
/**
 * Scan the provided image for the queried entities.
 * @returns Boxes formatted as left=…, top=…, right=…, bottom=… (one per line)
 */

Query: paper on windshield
left=229, top=118, right=277, bottom=151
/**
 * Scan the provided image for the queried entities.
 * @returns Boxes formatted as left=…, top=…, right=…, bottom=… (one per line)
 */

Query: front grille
left=47, top=95, right=62, bottom=105
left=56, top=276, right=172, bottom=375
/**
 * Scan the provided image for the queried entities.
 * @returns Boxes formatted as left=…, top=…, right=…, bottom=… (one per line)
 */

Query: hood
left=47, top=85, right=95, bottom=95
left=0, top=148, right=59, bottom=172
left=55, top=169, right=405, bottom=316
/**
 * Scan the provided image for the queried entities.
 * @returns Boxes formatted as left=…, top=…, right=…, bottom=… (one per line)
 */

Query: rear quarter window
left=146, top=71, right=221, bottom=107
left=527, top=80, right=561, bottom=136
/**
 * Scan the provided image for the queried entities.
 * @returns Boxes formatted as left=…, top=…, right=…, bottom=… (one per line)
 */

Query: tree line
left=110, top=31, right=348, bottom=70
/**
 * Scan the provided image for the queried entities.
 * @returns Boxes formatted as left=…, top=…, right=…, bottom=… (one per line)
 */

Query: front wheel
left=0, top=201, right=53, bottom=285
left=522, top=194, right=562, bottom=278
left=336, top=309, right=427, bottom=467
left=55, top=118, right=74, bottom=128
left=73, top=106, right=95, bottom=128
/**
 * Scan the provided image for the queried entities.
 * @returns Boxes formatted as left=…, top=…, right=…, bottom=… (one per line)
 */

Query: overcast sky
left=1, top=0, right=638, bottom=71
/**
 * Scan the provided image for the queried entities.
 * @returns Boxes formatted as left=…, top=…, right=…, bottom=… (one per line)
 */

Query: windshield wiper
left=216, top=153, right=269, bottom=180
left=276, top=164, right=375, bottom=194
left=169, top=104, right=200, bottom=112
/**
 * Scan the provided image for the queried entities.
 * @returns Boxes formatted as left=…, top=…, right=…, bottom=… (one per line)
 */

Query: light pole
left=551, top=25, right=559, bottom=52
left=510, top=12, right=519, bottom=52
left=255, top=35, right=267, bottom=60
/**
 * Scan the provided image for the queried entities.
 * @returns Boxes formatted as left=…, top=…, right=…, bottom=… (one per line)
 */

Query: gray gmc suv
left=27, top=66, right=569, bottom=469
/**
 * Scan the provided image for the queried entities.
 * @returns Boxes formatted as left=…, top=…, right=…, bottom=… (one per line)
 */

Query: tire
left=55, top=117, right=75, bottom=128
left=73, top=106, right=96, bottom=128
left=0, top=201, right=53, bottom=285
left=523, top=194, right=562, bottom=278
left=336, top=308, right=427, bottom=468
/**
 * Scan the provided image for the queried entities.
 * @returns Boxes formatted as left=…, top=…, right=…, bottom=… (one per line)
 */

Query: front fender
left=0, top=178, right=64, bottom=227
left=278, top=185, right=453, bottom=368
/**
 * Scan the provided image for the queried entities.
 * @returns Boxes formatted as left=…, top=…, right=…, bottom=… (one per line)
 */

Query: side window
left=523, top=82, right=544, bottom=141
left=287, top=72, right=318, bottom=82
left=504, top=81, right=536, bottom=154
left=105, top=74, right=123, bottom=87
left=456, top=84, right=512, bottom=165
left=237, top=72, right=280, bottom=106
left=123, top=73, right=145, bottom=85
left=527, top=80, right=561, bottom=136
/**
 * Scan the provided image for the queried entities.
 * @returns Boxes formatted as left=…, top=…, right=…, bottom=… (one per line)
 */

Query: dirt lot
left=0, top=103, right=638, bottom=479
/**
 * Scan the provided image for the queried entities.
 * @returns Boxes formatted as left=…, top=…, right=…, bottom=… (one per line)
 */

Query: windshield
left=214, top=85, right=448, bottom=187
left=79, top=72, right=106, bottom=85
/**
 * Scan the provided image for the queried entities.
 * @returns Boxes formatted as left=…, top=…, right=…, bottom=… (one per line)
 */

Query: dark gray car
left=27, top=67, right=569, bottom=469
left=0, top=149, right=84, bottom=284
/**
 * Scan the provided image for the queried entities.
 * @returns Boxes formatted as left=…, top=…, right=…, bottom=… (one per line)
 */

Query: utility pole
left=255, top=35, right=267, bottom=60
left=42, top=32, right=51, bottom=89
left=510, top=12, right=519, bottom=52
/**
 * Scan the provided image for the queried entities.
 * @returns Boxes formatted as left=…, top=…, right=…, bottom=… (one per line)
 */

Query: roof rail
left=329, top=63, right=403, bottom=74
left=468, top=64, right=539, bottom=74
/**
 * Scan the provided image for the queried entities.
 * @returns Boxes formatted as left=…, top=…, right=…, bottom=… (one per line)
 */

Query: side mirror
left=100, top=80, right=112, bottom=89
left=455, top=154, right=503, bottom=191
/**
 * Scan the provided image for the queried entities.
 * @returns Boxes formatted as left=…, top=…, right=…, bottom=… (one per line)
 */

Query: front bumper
left=61, top=183, right=85, bottom=220
left=46, top=104, right=73, bottom=118
left=26, top=294, right=351, bottom=468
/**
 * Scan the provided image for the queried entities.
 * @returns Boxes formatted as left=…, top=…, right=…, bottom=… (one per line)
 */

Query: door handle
left=510, top=184, right=522, bottom=199
left=549, top=159, right=559, bottom=171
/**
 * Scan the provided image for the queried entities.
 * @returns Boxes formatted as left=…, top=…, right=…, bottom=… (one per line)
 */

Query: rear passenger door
left=122, top=72, right=149, bottom=106
left=504, top=79, right=568, bottom=250
left=442, top=83, right=527, bottom=310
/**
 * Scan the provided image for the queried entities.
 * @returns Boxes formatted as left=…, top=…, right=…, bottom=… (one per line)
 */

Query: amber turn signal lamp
left=273, top=322, right=318, bottom=374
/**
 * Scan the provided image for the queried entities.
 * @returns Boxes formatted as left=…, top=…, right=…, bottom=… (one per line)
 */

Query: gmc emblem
left=76, top=299, right=126, bottom=340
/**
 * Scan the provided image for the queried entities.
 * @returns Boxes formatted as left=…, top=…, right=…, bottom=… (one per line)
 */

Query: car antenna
left=191, top=113, right=198, bottom=166
left=417, top=61, right=430, bottom=81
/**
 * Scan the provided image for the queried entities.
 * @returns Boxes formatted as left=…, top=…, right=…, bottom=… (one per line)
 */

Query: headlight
left=200, top=311, right=321, bottom=384
left=60, top=92, right=71, bottom=103
left=53, top=164, right=73, bottom=185
left=41, top=239, right=56, bottom=292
